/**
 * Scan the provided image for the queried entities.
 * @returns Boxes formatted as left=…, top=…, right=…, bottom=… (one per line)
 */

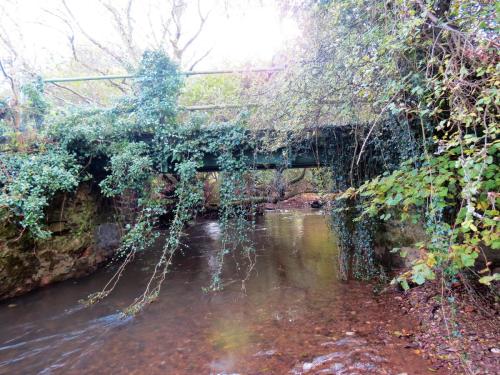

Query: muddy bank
left=374, top=219, right=500, bottom=373
left=0, top=185, right=120, bottom=300
left=389, top=279, right=500, bottom=374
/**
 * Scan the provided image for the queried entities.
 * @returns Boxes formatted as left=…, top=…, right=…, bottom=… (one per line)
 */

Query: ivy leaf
left=411, top=263, right=435, bottom=285
left=478, top=274, right=500, bottom=285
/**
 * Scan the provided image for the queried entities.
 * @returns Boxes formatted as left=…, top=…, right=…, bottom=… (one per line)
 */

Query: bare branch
left=188, top=47, right=213, bottom=71
left=97, top=0, right=139, bottom=64
left=179, top=0, right=211, bottom=55
left=48, top=82, right=97, bottom=105
left=415, top=0, right=462, bottom=35
left=0, top=59, right=17, bottom=99
left=60, top=0, right=130, bottom=68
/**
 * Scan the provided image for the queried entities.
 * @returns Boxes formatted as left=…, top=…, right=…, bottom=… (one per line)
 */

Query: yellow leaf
left=426, top=253, right=437, bottom=267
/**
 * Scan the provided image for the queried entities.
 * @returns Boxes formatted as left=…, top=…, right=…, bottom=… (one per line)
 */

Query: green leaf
left=411, top=263, right=435, bottom=285
left=478, top=274, right=500, bottom=285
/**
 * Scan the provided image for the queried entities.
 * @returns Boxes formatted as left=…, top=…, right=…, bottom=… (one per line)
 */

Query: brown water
left=0, top=210, right=445, bottom=374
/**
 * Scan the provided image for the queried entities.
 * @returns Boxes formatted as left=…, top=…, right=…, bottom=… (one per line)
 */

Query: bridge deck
left=198, top=151, right=329, bottom=172
left=158, top=125, right=352, bottom=172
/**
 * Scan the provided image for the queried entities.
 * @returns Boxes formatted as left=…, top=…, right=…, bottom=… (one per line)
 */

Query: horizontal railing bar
left=184, top=67, right=283, bottom=76
left=43, top=67, right=284, bottom=83
left=180, top=103, right=260, bottom=111
left=44, top=74, right=133, bottom=83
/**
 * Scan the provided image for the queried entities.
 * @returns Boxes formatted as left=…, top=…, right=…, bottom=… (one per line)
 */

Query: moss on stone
left=0, top=184, right=117, bottom=300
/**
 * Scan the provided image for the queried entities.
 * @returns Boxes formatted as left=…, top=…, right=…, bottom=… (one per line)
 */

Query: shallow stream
left=0, top=210, right=443, bottom=374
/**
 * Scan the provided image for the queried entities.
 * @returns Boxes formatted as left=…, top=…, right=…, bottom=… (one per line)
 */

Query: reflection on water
left=0, top=210, right=443, bottom=374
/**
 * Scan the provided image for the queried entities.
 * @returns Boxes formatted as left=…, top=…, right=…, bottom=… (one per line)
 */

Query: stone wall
left=373, top=220, right=428, bottom=271
left=0, top=185, right=120, bottom=300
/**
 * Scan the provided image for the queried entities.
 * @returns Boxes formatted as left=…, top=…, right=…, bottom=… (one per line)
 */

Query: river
left=0, top=210, right=444, bottom=374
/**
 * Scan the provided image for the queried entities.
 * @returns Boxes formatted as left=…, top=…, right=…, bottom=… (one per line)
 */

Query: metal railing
left=43, top=67, right=284, bottom=84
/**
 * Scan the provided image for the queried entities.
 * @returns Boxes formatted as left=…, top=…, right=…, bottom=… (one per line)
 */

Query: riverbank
left=392, top=279, right=500, bottom=374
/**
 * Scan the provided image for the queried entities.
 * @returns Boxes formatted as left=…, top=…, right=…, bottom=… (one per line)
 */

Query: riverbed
left=0, top=210, right=444, bottom=374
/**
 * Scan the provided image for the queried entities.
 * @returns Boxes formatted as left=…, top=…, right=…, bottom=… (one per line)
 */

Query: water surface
left=0, top=210, right=443, bottom=374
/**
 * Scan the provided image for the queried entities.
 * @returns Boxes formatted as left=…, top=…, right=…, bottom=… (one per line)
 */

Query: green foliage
left=2, top=0, right=497, bottom=308
left=100, top=142, right=154, bottom=197
left=180, top=75, right=242, bottom=106
left=210, top=138, right=256, bottom=291
left=179, top=74, right=246, bottom=123
left=259, top=0, right=401, bottom=127
left=1, top=50, right=262, bottom=313
left=330, top=0, right=499, bottom=287
left=122, top=157, right=204, bottom=315
left=23, top=50, right=262, bottom=312
left=21, top=77, right=49, bottom=129
left=0, top=99, right=12, bottom=128
left=275, top=0, right=498, bottom=287
left=0, top=149, right=80, bottom=238
left=341, top=139, right=499, bottom=285
left=136, top=50, right=183, bottom=130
